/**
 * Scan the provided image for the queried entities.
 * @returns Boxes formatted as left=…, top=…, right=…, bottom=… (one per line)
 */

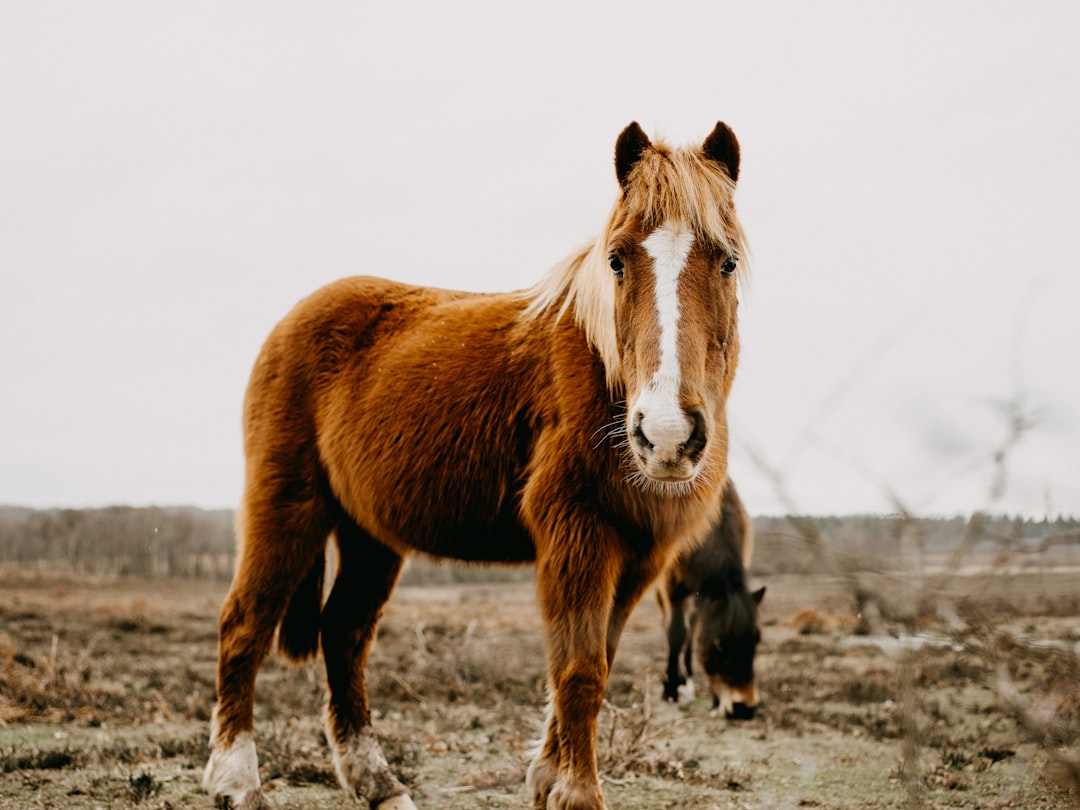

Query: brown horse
left=203, top=121, right=750, bottom=810
left=656, top=479, right=764, bottom=718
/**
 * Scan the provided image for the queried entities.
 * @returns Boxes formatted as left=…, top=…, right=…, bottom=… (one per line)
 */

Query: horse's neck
left=520, top=298, right=722, bottom=549
left=535, top=306, right=623, bottom=419
left=692, top=534, right=748, bottom=598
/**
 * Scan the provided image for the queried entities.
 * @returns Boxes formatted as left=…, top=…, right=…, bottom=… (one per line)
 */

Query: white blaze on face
left=634, top=221, right=695, bottom=456
left=642, top=221, right=694, bottom=387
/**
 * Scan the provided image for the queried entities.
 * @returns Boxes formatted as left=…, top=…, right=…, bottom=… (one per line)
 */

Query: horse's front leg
left=527, top=544, right=618, bottom=810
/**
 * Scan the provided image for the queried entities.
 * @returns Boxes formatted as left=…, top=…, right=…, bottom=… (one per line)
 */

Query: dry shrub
left=0, top=744, right=82, bottom=773
left=780, top=608, right=857, bottom=635
left=369, top=616, right=545, bottom=709
left=0, top=630, right=83, bottom=724
left=834, top=668, right=897, bottom=705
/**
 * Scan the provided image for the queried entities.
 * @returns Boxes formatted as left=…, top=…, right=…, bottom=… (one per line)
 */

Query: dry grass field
left=1, top=567, right=1078, bottom=809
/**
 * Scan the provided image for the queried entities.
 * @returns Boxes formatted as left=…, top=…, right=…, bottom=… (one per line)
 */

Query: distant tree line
left=751, top=513, right=1080, bottom=575
left=0, top=506, right=235, bottom=579
left=0, top=506, right=1075, bottom=581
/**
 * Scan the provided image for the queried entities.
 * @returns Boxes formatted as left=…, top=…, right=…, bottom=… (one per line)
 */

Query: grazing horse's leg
left=204, top=493, right=331, bottom=809
left=321, top=517, right=413, bottom=808
left=662, top=591, right=690, bottom=702
left=604, top=559, right=688, bottom=707
left=684, top=604, right=697, bottom=678
left=527, top=532, right=619, bottom=810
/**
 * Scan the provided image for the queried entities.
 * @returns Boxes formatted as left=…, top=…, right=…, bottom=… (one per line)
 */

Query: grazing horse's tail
left=278, top=551, right=326, bottom=661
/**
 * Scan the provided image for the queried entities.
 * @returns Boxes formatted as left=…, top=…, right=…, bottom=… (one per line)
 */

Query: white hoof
left=203, top=731, right=261, bottom=807
left=377, top=795, right=418, bottom=810
left=330, top=725, right=410, bottom=804
left=676, top=680, right=696, bottom=704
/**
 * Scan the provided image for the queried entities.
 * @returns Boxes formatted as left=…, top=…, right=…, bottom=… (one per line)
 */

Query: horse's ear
left=702, top=121, right=740, bottom=183
left=751, top=586, right=765, bottom=605
left=615, top=121, right=651, bottom=189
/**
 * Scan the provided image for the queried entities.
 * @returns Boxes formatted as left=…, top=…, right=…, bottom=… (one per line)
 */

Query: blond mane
left=523, top=135, right=750, bottom=391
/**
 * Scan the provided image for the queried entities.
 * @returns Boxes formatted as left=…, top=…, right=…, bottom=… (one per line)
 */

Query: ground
left=1, top=570, right=1077, bottom=809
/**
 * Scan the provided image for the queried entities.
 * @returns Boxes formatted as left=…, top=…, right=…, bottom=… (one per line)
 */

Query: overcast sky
left=2, top=2, right=1077, bottom=517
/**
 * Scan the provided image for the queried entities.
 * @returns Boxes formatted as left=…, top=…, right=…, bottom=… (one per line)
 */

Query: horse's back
left=252, top=276, right=471, bottom=376
left=242, top=276, right=462, bottom=469
left=246, top=274, right=519, bottom=441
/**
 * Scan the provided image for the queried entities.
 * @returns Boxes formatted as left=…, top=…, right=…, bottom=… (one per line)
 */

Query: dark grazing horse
left=657, top=479, right=764, bottom=719
left=203, top=121, right=750, bottom=810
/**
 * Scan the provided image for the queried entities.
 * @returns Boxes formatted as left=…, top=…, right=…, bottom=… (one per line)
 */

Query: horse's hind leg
left=321, top=517, right=415, bottom=808
left=203, top=496, right=330, bottom=809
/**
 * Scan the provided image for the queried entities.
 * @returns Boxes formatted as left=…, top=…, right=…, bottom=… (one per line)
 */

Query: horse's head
left=606, top=122, right=748, bottom=489
left=695, top=585, right=765, bottom=720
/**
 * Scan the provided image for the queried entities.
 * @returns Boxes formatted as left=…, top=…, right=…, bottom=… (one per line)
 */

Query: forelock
left=619, top=139, right=748, bottom=273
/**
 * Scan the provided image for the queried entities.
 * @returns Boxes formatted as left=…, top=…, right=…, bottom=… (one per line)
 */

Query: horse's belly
left=402, top=515, right=536, bottom=564
left=352, top=463, right=536, bottom=564
left=321, top=386, right=536, bottom=564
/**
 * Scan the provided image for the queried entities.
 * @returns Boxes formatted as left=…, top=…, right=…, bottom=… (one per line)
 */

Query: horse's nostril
left=631, top=411, right=654, bottom=451
left=682, top=409, right=707, bottom=459
left=725, top=702, right=756, bottom=721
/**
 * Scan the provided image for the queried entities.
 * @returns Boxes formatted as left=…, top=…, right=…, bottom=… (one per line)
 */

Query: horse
left=656, top=479, right=765, bottom=719
left=203, top=120, right=750, bottom=810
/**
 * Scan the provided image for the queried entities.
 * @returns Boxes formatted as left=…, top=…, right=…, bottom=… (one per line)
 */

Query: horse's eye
left=609, top=253, right=625, bottom=277
left=720, top=256, right=738, bottom=276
